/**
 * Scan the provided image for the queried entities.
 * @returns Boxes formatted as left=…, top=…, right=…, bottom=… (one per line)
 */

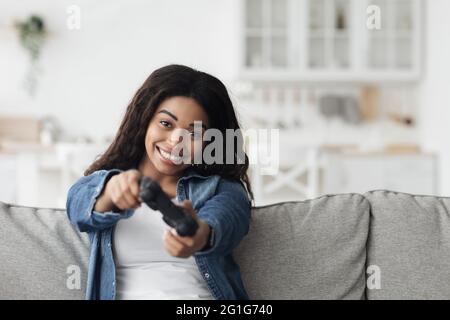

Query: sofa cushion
left=364, top=190, right=450, bottom=299
left=1, top=193, right=370, bottom=300
left=234, top=194, right=370, bottom=299
left=0, top=202, right=89, bottom=299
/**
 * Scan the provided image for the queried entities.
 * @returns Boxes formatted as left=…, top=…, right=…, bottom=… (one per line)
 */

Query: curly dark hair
left=84, top=64, right=253, bottom=200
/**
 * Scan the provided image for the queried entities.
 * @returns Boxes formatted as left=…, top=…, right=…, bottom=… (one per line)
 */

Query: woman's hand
left=163, top=200, right=211, bottom=258
left=94, top=169, right=142, bottom=212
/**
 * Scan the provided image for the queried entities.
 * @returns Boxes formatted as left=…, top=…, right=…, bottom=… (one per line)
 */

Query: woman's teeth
left=159, top=147, right=183, bottom=163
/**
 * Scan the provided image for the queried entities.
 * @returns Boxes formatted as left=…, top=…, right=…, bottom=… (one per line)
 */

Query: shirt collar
left=178, top=166, right=210, bottom=181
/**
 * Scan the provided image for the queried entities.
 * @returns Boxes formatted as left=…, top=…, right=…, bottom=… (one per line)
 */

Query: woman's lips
left=156, top=146, right=182, bottom=166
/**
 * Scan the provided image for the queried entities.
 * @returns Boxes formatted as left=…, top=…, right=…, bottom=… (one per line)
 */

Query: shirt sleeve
left=66, top=169, right=134, bottom=233
left=194, top=180, right=251, bottom=256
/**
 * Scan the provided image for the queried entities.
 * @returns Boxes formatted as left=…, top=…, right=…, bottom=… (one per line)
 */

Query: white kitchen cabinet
left=322, top=152, right=437, bottom=195
left=241, top=0, right=422, bottom=81
left=307, top=0, right=352, bottom=70
left=367, top=0, right=419, bottom=70
left=244, top=0, right=290, bottom=68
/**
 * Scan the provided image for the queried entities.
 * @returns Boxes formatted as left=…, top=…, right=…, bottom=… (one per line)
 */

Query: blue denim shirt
left=66, top=167, right=251, bottom=300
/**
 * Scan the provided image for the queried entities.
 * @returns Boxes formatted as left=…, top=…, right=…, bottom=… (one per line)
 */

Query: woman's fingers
left=117, top=176, right=140, bottom=207
left=164, top=229, right=187, bottom=257
left=127, top=171, right=141, bottom=199
left=109, top=176, right=140, bottom=210
left=103, top=169, right=142, bottom=211
left=177, top=200, right=197, bottom=218
left=108, top=183, right=125, bottom=209
left=170, top=228, right=195, bottom=246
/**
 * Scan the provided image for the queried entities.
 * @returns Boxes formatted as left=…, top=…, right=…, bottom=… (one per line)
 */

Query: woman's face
left=142, top=96, right=209, bottom=177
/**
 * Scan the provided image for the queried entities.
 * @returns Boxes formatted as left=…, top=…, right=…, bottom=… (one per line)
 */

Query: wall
left=0, top=0, right=241, bottom=141
left=419, top=0, right=450, bottom=195
left=2, top=0, right=450, bottom=200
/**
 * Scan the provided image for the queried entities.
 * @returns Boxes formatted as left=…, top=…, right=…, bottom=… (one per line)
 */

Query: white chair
left=237, top=84, right=323, bottom=206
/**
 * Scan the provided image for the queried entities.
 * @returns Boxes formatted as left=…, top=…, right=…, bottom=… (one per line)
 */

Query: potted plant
left=14, top=14, right=47, bottom=96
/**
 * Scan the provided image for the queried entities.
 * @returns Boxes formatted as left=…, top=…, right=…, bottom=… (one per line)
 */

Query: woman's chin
left=155, top=160, right=187, bottom=176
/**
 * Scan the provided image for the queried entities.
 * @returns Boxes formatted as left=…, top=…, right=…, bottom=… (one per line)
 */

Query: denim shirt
left=66, top=167, right=251, bottom=300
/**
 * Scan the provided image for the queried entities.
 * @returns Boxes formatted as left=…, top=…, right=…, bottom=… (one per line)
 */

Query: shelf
left=308, top=33, right=350, bottom=40
left=241, top=0, right=422, bottom=82
left=238, top=69, right=421, bottom=83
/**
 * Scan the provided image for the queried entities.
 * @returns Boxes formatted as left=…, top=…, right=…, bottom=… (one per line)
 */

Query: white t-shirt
left=113, top=202, right=214, bottom=300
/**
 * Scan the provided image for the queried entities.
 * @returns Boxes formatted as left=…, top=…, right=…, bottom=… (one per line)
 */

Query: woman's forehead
left=156, top=96, right=209, bottom=126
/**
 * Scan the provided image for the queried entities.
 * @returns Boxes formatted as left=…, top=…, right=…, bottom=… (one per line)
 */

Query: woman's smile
left=156, top=145, right=183, bottom=166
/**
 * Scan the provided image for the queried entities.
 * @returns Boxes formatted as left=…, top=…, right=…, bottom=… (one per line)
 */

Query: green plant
left=14, top=15, right=47, bottom=96
left=16, top=15, right=46, bottom=60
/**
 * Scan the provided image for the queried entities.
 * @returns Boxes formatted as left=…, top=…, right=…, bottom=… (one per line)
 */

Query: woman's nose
left=168, top=128, right=185, bottom=145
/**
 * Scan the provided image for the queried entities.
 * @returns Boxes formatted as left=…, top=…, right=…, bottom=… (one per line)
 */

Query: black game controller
left=139, top=176, right=199, bottom=237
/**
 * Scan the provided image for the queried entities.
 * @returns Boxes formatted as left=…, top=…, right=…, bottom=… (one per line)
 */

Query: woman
left=66, top=64, right=253, bottom=300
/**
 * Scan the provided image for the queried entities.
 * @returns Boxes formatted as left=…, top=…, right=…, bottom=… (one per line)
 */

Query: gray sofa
left=1, top=190, right=450, bottom=300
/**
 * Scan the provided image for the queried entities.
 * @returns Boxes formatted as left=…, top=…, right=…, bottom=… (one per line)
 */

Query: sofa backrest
left=363, top=190, right=450, bottom=299
left=2, top=190, right=450, bottom=300
left=234, top=194, right=370, bottom=299
left=0, top=194, right=370, bottom=300
left=0, top=202, right=89, bottom=299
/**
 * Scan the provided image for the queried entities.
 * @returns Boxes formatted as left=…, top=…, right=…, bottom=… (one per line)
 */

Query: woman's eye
left=159, top=120, right=171, bottom=128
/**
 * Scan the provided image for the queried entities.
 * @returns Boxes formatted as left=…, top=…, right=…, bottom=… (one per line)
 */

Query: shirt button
left=112, top=281, right=115, bottom=286
left=108, top=242, right=111, bottom=247
left=204, top=273, right=210, bottom=279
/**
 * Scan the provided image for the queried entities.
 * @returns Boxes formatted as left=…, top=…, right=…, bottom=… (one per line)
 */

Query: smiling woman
left=84, top=64, right=252, bottom=199
left=66, top=64, right=253, bottom=300
left=139, top=96, right=210, bottom=189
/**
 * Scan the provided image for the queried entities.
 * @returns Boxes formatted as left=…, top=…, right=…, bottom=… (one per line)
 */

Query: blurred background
left=0, top=0, right=448, bottom=208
